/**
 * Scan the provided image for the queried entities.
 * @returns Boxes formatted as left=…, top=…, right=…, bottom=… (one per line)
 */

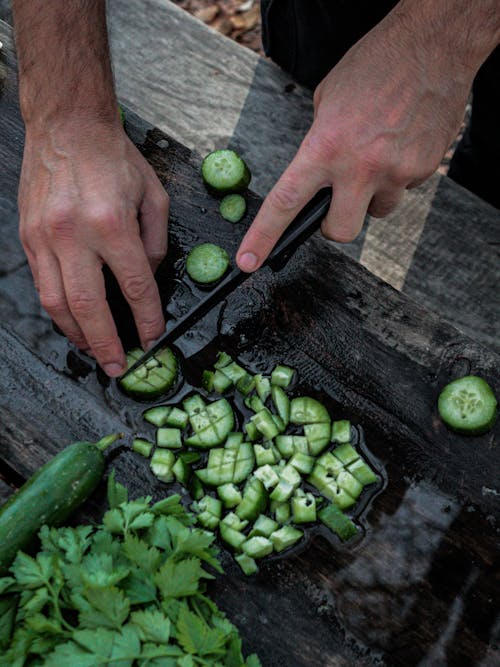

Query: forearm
left=13, top=0, right=117, bottom=129
left=389, top=0, right=500, bottom=77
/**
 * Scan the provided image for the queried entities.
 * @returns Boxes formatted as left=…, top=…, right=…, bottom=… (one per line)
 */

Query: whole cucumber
left=0, top=433, right=122, bottom=572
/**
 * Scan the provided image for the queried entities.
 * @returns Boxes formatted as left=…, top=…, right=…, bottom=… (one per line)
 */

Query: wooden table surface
left=0, top=21, right=499, bottom=667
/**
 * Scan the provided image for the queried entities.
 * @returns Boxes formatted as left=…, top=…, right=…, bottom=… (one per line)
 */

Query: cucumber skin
left=0, top=441, right=106, bottom=572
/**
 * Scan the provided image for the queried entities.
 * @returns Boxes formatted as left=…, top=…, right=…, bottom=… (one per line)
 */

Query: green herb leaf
left=154, top=558, right=207, bottom=599
left=80, top=586, right=130, bottom=630
left=176, top=603, right=227, bottom=657
left=130, top=608, right=171, bottom=644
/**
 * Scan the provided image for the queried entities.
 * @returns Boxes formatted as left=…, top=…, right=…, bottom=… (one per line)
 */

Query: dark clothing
left=260, top=0, right=500, bottom=208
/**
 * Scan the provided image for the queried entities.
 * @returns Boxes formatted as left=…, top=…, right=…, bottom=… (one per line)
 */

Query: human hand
left=236, top=7, right=474, bottom=272
left=18, top=117, right=169, bottom=377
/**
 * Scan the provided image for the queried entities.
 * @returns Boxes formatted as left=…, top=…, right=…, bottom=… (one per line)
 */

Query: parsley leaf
left=176, top=602, right=227, bottom=657
left=154, top=557, right=209, bottom=598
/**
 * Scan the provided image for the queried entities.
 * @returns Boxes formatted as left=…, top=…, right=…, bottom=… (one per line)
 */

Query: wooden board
left=0, top=20, right=499, bottom=667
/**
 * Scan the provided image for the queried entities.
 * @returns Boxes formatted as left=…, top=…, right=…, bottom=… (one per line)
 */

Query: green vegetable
left=201, top=148, right=251, bottom=194
left=318, top=502, right=358, bottom=541
left=438, top=375, right=498, bottom=435
left=220, top=193, right=247, bottom=222
left=0, top=474, right=261, bottom=665
left=186, top=242, right=230, bottom=284
left=119, top=347, right=178, bottom=399
left=0, top=434, right=122, bottom=573
left=132, top=437, right=154, bottom=457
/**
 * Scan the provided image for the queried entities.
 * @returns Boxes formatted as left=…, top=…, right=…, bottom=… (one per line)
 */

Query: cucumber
left=201, top=149, right=251, bottom=194
left=219, top=194, right=247, bottom=223
left=0, top=434, right=122, bottom=572
left=186, top=243, right=230, bottom=284
left=119, top=347, right=178, bottom=400
left=438, top=375, right=497, bottom=435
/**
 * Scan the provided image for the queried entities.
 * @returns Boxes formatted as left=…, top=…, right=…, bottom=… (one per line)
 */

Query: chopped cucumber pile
left=186, top=242, right=230, bottom=284
left=201, top=149, right=251, bottom=194
left=135, top=353, right=379, bottom=575
left=438, top=375, right=497, bottom=435
left=119, top=347, right=178, bottom=399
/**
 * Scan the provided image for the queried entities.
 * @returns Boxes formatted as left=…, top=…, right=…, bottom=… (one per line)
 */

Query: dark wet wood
left=0, top=19, right=499, bottom=667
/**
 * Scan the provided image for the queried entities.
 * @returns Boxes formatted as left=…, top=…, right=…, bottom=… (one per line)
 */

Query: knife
left=121, top=187, right=332, bottom=378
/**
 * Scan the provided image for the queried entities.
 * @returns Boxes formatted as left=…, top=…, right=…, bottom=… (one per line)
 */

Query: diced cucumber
left=249, top=514, right=279, bottom=538
left=291, top=492, right=317, bottom=524
left=150, top=449, right=175, bottom=482
left=235, top=553, right=259, bottom=576
left=143, top=406, right=172, bottom=427
left=217, top=483, right=243, bottom=508
left=255, top=374, right=271, bottom=402
left=304, top=422, right=331, bottom=456
left=279, top=464, right=302, bottom=488
left=270, top=526, right=303, bottom=552
left=236, top=478, right=268, bottom=521
left=272, top=501, right=291, bottom=524
left=183, top=394, right=206, bottom=415
left=332, top=444, right=359, bottom=466
left=188, top=476, right=204, bottom=501
left=244, top=420, right=259, bottom=441
left=164, top=407, right=189, bottom=429
left=235, top=372, right=255, bottom=396
left=221, top=512, right=248, bottom=532
left=254, top=464, right=280, bottom=489
left=318, top=503, right=358, bottom=541
left=271, top=365, right=295, bottom=388
left=241, top=536, right=273, bottom=559
left=213, top=369, right=233, bottom=394
left=269, top=480, right=294, bottom=503
left=245, top=395, right=266, bottom=414
left=347, top=458, right=378, bottom=486
left=214, top=351, right=233, bottom=369
left=225, top=432, right=245, bottom=449
left=336, top=470, right=363, bottom=499
left=132, top=438, right=153, bottom=458
left=251, top=408, right=280, bottom=440
left=289, top=452, right=315, bottom=475
left=254, top=442, right=280, bottom=467
left=275, top=435, right=309, bottom=458
left=220, top=524, right=246, bottom=550
left=219, top=361, right=246, bottom=384
left=186, top=243, right=230, bottom=284
left=271, top=386, right=290, bottom=426
left=331, top=419, right=352, bottom=444
left=290, top=397, right=330, bottom=425
left=156, top=427, right=182, bottom=449
left=172, top=457, right=191, bottom=485
left=186, top=398, right=235, bottom=449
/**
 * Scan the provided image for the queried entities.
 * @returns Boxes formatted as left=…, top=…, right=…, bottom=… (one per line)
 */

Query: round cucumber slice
left=219, top=194, right=247, bottom=223
left=186, top=243, right=230, bottom=284
left=119, top=347, right=178, bottom=400
left=438, top=375, right=497, bottom=435
left=201, top=149, right=251, bottom=194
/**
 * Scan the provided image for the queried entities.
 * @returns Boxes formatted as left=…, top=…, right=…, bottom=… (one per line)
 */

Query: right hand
left=18, top=116, right=169, bottom=377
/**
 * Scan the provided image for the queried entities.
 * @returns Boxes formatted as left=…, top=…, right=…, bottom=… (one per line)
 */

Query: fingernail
left=103, top=362, right=125, bottom=377
left=239, top=252, right=258, bottom=272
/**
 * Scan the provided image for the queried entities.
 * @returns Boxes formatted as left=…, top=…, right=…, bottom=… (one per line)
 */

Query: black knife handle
left=265, top=187, right=332, bottom=272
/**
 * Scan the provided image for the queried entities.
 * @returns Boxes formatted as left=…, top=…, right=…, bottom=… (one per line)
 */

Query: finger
left=321, top=182, right=373, bottom=243
left=59, top=249, right=126, bottom=376
left=236, top=152, right=329, bottom=272
left=36, top=250, right=89, bottom=350
left=105, top=235, right=165, bottom=352
left=139, top=181, right=169, bottom=273
left=367, top=188, right=404, bottom=219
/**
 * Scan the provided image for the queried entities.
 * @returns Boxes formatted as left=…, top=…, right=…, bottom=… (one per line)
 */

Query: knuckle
left=122, top=273, right=154, bottom=303
left=42, top=206, right=77, bottom=240
left=268, top=178, right=302, bottom=212
left=321, top=223, right=358, bottom=244
left=39, top=291, right=67, bottom=316
left=87, top=207, right=124, bottom=237
left=302, top=130, right=342, bottom=163
left=68, top=290, right=99, bottom=316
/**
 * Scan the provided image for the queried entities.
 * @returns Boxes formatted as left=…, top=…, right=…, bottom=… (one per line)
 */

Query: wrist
left=391, top=0, right=500, bottom=76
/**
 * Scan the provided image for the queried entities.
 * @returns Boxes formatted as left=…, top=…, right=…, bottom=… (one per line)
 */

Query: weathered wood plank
left=0, top=476, right=14, bottom=504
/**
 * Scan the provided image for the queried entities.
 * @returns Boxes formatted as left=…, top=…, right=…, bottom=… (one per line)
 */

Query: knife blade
left=121, top=187, right=332, bottom=378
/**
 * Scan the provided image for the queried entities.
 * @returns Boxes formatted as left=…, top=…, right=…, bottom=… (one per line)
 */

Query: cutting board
left=0, top=46, right=498, bottom=666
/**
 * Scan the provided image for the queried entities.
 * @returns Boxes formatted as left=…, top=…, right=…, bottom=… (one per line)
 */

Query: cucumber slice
left=271, top=365, right=295, bottom=388
left=143, top=406, right=171, bottom=427
left=132, top=438, right=153, bottom=458
left=119, top=347, right=177, bottom=400
left=220, top=194, right=247, bottom=222
left=438, top=375, right=498, bottom=435
left=318, top=503, right=358, bottom=541
left=186, top=398, right=235, bottom=449
left=201, top=149, right=251, bottom=194
left=186, top=243, right=230, bottom=284
left=290, top=397, right=330, bottom=425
